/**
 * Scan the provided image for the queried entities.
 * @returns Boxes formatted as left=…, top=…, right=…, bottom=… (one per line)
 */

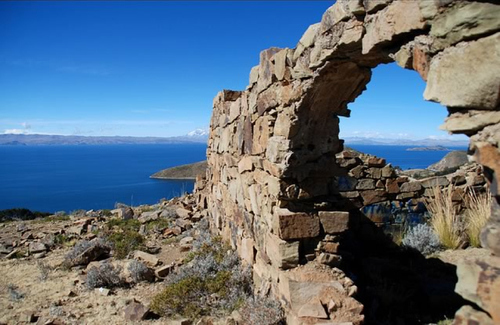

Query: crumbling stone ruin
left=195, top=1, right=500, bottom=324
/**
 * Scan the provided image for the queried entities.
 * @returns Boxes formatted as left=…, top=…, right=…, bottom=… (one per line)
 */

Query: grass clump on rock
left=150, top=227, right=252, bottom=319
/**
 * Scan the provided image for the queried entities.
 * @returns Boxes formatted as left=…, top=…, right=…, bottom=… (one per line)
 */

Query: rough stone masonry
left=195, top=1, right=500, bottom=324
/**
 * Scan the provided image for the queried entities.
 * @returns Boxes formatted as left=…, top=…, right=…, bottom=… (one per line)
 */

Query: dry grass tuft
left=464, top=189, right=491, bottom=248
left=426, top=186, right=461, bottom=250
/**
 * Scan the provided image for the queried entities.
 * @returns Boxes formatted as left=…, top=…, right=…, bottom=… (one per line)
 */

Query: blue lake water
left=0, top=144, right=466, bottom=213
left=348, top=145, right=467, bottom=170
left=0, top=144, right=207, bottom=213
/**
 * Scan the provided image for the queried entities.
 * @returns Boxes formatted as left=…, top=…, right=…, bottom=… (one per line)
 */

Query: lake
left=0, top=144, right=207, bottom=213
left=0, top=144, right=466, bottom=213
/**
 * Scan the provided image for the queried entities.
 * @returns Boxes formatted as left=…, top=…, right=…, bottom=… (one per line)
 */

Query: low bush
left=150, top=231, right=252, bottom=319
left=239, top=296, right=284, bottom=325
left=464, top=190, right=491, bottom=248
left=107, top=231, right=144, bottom=259
left=86, top=262, right=125, bottom=289
left=98, top=219, right=144, bottom=259
left=426, top=186, right=461, bottom=249
left=128, top=259, right=154, bottom=283
left=402, top=223, right=441, bottom=256
left=0, top=208, right=51, bottom=222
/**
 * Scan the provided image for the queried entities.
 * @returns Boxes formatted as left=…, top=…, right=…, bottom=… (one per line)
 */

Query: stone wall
left=195, top=1, right=500, bottom=323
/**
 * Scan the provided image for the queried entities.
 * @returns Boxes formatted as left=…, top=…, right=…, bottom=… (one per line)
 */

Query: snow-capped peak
left=187, top=128, right=209, bottom=137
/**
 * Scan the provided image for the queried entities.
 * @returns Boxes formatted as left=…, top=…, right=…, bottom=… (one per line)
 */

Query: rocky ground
left=0, top=195, right=244, bottom=325
left=0, top=193, right=492, bottom=325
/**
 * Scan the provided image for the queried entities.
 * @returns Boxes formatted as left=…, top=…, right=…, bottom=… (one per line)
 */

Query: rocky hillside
left=428, top=150, right=469, bottom=172
left=0, top=196, right=279, bottom=324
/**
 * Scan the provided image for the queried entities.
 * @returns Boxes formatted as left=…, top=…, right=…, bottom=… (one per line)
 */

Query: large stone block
left=362, top=1, right=425, bottom=54
left=360, top=189, right=387, bottom=205
left=431, top=2, right=500, bottom=49
left=453, top=305, right=494, bottom=325
left=274, top=208, right=320, bottom=240
left=318, top=211, right=350, bottom=234
left=265, top=233, right=299, bottom=269
left=441, top=111, right=500, bottom=134
left=424, top=33, right=500, bottom=109
left=256, top=47, right=281, bottom=93
left=455, top=256, right=500, bottom=322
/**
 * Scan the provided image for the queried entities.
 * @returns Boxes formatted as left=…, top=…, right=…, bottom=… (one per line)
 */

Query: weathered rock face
left=195, top=0, right=500, bottom=323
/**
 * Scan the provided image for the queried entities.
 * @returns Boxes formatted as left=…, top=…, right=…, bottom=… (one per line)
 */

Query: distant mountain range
left=0, top=132, right=468, bottom=147
left=343, top=136, right=469, bottom=147
left=0, top=130, right=209, bottom=146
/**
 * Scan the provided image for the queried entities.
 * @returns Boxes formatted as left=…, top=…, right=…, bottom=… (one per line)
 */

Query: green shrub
left=101, top=209, right=113, bottom=217
left=146, top=218, right=170, bottom=232
left=150, top=231, right=252, bottom=319
left=107, top=230, right=144, bottom=259
left=106, top=218, right=141, bottom=232
left=96, top=218, right=144, bottom=259
left=0, top=208, right=51, bottom=222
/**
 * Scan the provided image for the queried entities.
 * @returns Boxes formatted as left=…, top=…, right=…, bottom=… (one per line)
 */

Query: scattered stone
left=33, top=252, right=46, bottom=259
left=133, top=250, right=159, bottom=267
left=97, top=287, right=110, bottom=296
left=22, top=312, right=38, bottom=323
left=28, top=242, right=47, bottom=255
left=176, top=208, right=191, bottom=219
left=155, top=264, right=174, bottom=279
left=116, top=207, right=134, bottom=220
left=124, top=301, right=149, bottom=321
left=297, top=298, right=328, bottom=319
left=317, top=253, right=342, bottom=267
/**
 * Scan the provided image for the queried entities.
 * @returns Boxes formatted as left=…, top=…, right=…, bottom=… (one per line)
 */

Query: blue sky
left=0, top=1, right=464, bottom=141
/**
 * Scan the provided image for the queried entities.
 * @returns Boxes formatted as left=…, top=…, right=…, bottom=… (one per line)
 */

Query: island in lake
left=406, top=145, right=450, bottom=151
left=150, top=161, right=207, bottom=180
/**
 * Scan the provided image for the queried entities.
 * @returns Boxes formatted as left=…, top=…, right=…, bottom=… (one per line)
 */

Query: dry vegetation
left=426, top=186, right=462, bottom=250
left=424, top=185, right=491, bottom=251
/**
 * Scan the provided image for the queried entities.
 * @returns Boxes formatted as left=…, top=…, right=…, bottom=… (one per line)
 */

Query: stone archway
left=195, top=1, right=500, bottom=323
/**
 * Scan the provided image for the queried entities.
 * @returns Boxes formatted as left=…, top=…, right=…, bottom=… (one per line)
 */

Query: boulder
left=455, top=256, right=500, bottom=322
left=133, top=251, right=159, bottom=267
left=138, top=211, right=160, bottom=224
left=116, top=207, right=134, bottom=220
left=155, top=264, right=174, bottom=279
left=124, top=301, right=149, bottom=322
left=28, top=242, right=47, bottom=255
